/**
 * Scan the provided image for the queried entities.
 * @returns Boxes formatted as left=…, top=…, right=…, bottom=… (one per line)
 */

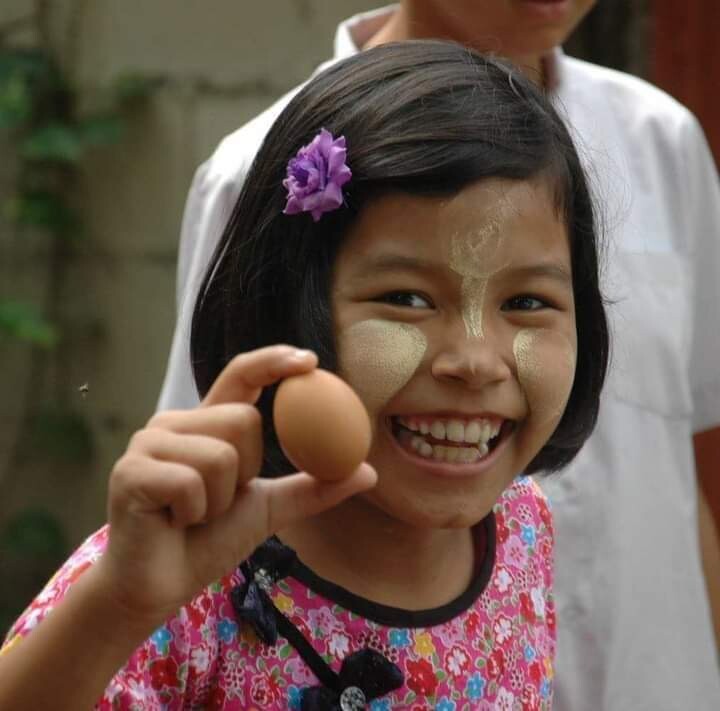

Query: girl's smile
left=334, top=177, right=577, bottom=528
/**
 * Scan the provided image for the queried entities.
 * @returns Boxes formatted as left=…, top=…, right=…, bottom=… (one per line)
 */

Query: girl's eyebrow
left=351, top=253, right=442, bottom=278
left=500, top=263, right=573, bottom=286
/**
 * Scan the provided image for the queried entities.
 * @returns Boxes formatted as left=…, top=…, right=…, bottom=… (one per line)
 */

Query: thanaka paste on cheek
left=339, top=319, right=427, bottom=414
left=513, top=328, right=577, bottom=425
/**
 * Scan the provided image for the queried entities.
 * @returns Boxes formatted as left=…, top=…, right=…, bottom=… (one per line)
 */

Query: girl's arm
left=0, top=345, right=376, bottom=708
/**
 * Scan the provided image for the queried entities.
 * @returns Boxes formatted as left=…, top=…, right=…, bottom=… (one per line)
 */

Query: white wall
left=0, top=0, right=374, bottom=545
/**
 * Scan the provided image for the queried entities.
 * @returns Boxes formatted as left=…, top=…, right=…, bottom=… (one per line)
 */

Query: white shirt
left=157, top=7, right=720, bottom=709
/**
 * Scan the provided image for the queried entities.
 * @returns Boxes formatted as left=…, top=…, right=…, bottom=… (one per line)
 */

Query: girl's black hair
left=191, top=40, right=609, bottom=476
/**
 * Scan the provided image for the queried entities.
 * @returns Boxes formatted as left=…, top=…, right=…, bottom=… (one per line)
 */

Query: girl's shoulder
left=495, top=475, right=553, bottom=543
left=3, top=526, right=111, bottom=647
left=1, top=526, right=250, bottom=709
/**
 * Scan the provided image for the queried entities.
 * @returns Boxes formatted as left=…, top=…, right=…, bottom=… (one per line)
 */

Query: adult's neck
left=278, top=497, right=476, bottom=610
left=363, top=3, right=544, bottom=83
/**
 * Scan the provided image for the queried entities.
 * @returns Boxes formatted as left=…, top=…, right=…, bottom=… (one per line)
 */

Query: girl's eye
left=502, top=295, right=548, bottom=312
left=377, top=291, right=433, bottom=309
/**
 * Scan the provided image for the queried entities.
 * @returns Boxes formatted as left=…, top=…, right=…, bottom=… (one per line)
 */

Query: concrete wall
left=0, top=0, right=373, bottom=548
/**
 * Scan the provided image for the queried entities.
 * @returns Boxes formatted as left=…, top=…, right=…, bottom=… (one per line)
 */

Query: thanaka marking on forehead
left=447, top=190, right=517, bottom=339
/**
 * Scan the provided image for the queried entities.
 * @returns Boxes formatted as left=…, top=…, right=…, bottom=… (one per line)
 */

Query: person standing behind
left=158, top=3, right=720, bottom=710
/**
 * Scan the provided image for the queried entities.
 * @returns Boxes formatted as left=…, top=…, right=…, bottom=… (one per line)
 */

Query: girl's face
left=332, top=178, right=576, bottom=528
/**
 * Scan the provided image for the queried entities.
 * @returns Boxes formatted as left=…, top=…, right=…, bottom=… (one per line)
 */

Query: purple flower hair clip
left=282, top=128, right=352, bottom=222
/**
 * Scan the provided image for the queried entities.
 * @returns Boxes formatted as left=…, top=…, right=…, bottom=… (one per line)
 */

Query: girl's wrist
left=85, top=557, right=172, bottom=642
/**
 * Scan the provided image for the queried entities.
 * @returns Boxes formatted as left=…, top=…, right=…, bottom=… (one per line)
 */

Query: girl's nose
left=431, top=337, right=512, bottom=389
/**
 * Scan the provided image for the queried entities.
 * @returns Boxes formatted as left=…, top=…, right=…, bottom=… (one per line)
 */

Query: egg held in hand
left=273, top=369, right=372, bottom=481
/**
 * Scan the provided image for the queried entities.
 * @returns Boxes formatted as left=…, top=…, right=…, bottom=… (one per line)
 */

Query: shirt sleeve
left=682, top=114, right=720, bottom=433
left=155, top=154, right=245, bottom=411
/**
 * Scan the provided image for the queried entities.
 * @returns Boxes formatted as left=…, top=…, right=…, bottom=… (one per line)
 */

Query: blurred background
left=0, top=0, right=716, bottom=633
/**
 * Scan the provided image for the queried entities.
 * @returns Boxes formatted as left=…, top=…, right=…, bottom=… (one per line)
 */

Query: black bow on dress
left=230, top=536, right=297, bottom=644
left=301, top=647, right=403, bottom=710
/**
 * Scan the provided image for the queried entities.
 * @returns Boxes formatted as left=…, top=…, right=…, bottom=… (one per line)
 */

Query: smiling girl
left=0, top=41, right=608, bottom=709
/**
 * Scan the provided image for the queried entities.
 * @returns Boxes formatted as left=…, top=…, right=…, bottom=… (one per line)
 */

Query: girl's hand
left=95, top=345, right=377, bottom=625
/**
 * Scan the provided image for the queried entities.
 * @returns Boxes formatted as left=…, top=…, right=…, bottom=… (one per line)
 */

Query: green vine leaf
left=0, top=71, right=32, bottom=128
left=25, top=407, right=95, bottom=463
left=0, top=49, right=66, bottom=129
left=112, top=73, right=164, bottom=106
left=0, top=509, right=67, bottom=560
left=0, top=299, right=57, bottom=346
left=5, top=191, right=80, bottom=236
left=22, top=122, right=84, bottom=163
left=79, top=114, right=124, bottom=147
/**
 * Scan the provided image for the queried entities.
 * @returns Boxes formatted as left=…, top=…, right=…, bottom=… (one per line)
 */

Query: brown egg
left=273, top=368, right=372, bottom=481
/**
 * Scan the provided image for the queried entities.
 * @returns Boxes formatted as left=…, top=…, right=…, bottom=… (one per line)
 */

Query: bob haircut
left=191, top=40, right=609, bottom=476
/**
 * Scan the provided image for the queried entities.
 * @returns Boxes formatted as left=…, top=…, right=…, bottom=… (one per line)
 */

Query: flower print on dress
left=444, top=645, right=470, bottom=679
left=328, top=631, right=351, bottom=659
left=463, top=610, right=481, bottom=637
left=251, top=670, right=282, bottom=706
left=495, top=687, right=516, bottom=711
left=493, top=615, right=513, bottom=645
left=435, top=698, right=457, bottom=711
left=519, top=592, right=536, bottom=623
left=389, top=629, right=411, bottom=648
left=273, top=592, right=296, bottom=615
left=506, top=534, right=529, bottom=568
left=190, top=644, right=211, bottom=673
left=406, top=658, right=438, bottom=697
left=495, top=510, right=511, bottom=544
left=2, top=478, right=556, bottom=709
left=528, top=660, right=543, bottom=686
left=530, top=587, right=546, bottom=619
left=149, top=625, right=172, bottom=655
left=413, top=631, right=436, bottom=659
left=522, top=683, right=541, bottom=710
left=494, top=566, right=513, bottom=594
left=520, top=524, right=537, bottom=547
left=283, top=128, right=352, bottom=222
left=217, top=618, right=239, bottom=644
left=307, top=606, right=343, bottom=638
left=437, top=617, right=465, bottom=648
left=487, top=648, right=506, bottom=680
left=149, top=656, right=179, bottom=691
left=285, top=656, right=318, bottom=686
left=288, top=685, right=304, bottom=710
left=465, top=672, right=487, bottom=700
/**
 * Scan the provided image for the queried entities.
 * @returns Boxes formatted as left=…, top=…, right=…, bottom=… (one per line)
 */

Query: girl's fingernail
left=291, top=349, right=313, bottom=360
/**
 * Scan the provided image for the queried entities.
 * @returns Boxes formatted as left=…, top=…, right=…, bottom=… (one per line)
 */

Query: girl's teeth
left=464, top=421, right=481, bottom=444
left=430, top=421, right=446, bottom=439
left=399, top=416, right=504, bottom=452
left=410, top=440, right=486, bottom=464
left=446, top=420, right=464, bottom=443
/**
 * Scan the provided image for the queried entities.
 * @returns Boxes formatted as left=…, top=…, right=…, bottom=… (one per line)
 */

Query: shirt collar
left=333, top=4, right=398, bottom=59
left=332, top=3, right=564, bottom=92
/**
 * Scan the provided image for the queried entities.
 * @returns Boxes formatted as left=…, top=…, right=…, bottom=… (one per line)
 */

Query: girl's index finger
left=201, top=346, right=317, bottom=407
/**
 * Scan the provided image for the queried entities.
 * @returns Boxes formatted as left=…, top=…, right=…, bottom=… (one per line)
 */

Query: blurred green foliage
left=0, top=11, right=161, bottom=634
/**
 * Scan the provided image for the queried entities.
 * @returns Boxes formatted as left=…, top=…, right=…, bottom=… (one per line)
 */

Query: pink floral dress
left=2, top=476, right=555, bottom=710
